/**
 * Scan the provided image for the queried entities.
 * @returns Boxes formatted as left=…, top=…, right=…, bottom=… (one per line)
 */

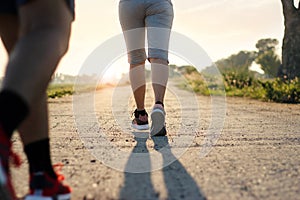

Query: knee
left=149, top=58, right=168, bottom=65
left=130, top=62, right=145, bottom=69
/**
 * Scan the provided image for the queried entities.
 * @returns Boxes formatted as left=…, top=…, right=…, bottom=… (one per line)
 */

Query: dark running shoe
left=131, top=109, right=149, bottom=130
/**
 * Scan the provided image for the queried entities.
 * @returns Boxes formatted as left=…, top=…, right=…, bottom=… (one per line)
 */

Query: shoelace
left=53, top=163, right=65, bottom=181
left=9, top=150, right=22, bottom=167
left=139, top=115, right=148, bottom=122
left=132, top=112, right=148, bottom=123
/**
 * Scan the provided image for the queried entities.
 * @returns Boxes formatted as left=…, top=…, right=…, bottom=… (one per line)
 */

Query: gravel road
left=10, top=82, right=300, bottom=200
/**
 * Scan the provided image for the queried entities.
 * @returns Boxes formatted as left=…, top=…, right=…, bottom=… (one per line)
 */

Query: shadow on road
left=119, top=132, right=158, bottom=200
left=119, top=132, right=206, bottom=200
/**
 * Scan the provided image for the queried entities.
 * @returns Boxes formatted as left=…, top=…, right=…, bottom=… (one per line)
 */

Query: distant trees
left=215, top=51, right=256, bottom=73
left=212, top=39, right=282, bottom=78
left=214, top=51, right=257, bottom=89
left=255, top=39, right=281, bottom=78
left=215, top=1, right=300, bottom=79
left=280, top=0, right=300, bottom=79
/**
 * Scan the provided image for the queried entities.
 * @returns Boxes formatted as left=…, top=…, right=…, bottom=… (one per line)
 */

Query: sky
left=0, top=0, right=286, bottom=78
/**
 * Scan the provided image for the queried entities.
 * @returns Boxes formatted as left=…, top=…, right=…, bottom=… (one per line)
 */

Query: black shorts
left=0, top=0, right=75, bottom=18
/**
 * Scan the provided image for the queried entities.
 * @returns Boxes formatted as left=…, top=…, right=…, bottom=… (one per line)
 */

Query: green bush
left=223, top=71, right=255, bottom=90
left=225, top=85, right=266, bottom=99
left=260, top=78, right=300, bottom=103
left=47, top=84, right=74, bottom=98
left=221, top=70, right=266, bottom=99
left=181, top=69, right=300, bottom=104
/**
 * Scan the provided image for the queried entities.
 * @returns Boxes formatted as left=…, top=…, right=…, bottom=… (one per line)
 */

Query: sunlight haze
left=0, top=0, right=284, bottom=78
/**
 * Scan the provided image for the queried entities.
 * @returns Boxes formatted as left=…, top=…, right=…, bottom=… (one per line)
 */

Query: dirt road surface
left=11, top=82, right=300, bottom=200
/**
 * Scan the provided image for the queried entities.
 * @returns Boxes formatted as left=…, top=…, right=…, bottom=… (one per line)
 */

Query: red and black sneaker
left=0, top=125, right=20, bottom=200
left=25, top=163, right=71, bottom=200
left=131, top=109, right=149, bottom=130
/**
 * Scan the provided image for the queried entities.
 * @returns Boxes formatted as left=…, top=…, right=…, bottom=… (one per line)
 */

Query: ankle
left=24, top=138, right=57, bottom=179
left=155, top=101, right=164, bottom=107
left=134, top=109, right=148, bottom=117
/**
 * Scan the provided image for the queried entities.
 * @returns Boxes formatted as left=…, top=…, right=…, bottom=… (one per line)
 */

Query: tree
left=256, top=38, right=279, bottom=53
left=215, top=51, right=256, bottom=73
left=280, top=0, right=300, bottom=79
left=255, top=38, right=281, bottom=78
left=256, top=51, right=281, bottom=78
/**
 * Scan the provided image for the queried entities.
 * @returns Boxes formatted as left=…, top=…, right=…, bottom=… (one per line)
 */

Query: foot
left=150, top=104, right=167, bottom=136
left=0, top=126, right=16, bottom=200
left=25, top=164, right=71, bottom=200
left=131, top=109, right=149, bottom=130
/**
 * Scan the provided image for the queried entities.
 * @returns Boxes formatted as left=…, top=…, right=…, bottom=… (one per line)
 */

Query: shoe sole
left=150, top=109, right=166, bottom=136
left=0, top=161, right=12, bottom=200
left=131, top=123, right=149, bottom=130
left=152, top=126, right=167, bottom=137
left=25, top=193, right=71, bottom=200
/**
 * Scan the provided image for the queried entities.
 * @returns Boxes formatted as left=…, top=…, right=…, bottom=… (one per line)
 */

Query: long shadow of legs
left=152, top=136, right=206, bottom=200
left=119, top=132, right=158, bottom=200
